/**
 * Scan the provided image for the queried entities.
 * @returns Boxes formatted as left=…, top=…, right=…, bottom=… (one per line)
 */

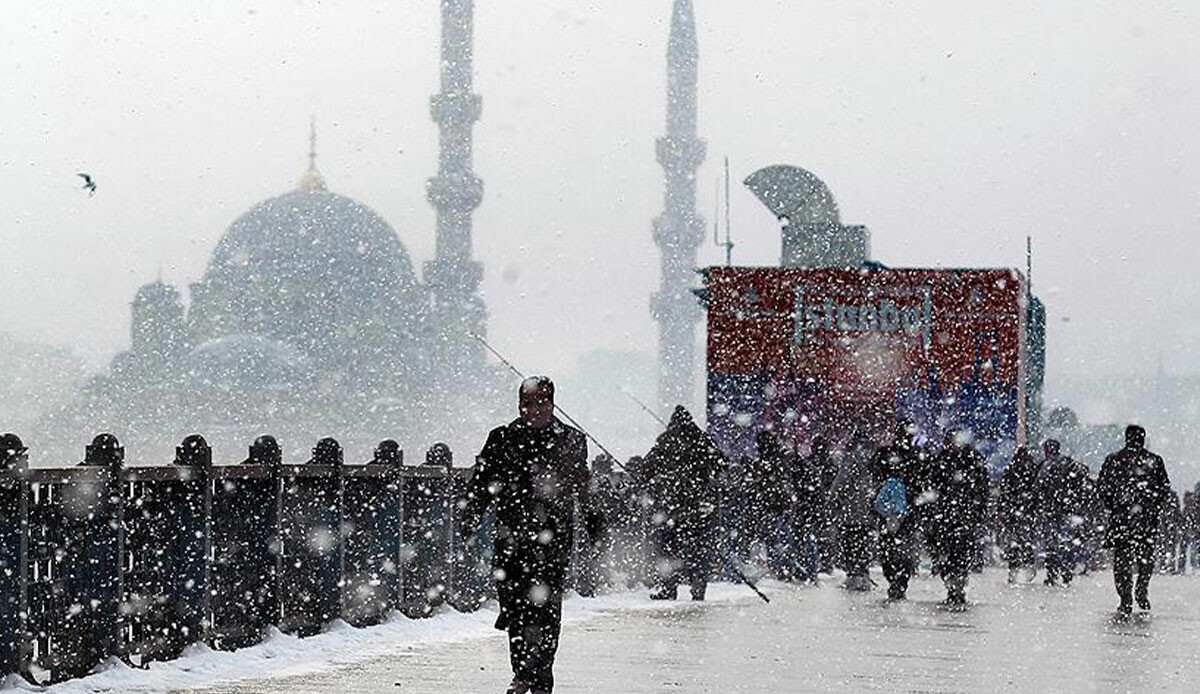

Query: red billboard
left=704, top=266, right=1028, bottom=467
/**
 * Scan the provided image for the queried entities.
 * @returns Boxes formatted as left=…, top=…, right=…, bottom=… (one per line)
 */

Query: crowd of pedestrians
left=460, top=377, right=1198, bottom=694
left=583, top=416, right=1198, bottom=615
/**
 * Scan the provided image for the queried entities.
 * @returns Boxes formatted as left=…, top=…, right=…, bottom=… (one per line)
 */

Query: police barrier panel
left=0, top=444, right=28, bottom=677
left=209, top=463, right=278, bottom=651
left=122, top=436, right=212, bottom=665
left=276, top=439, right=344, bottom=637
left=341, top=456, right=404, bottom=627
left=24, top=440, right=123, bottom=684
left=399, top=464, right=453, bottom=617
left=0, top=434, right=493, bottom=685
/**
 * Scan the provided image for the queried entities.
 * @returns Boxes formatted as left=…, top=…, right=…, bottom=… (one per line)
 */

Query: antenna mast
left=722, top=156, right=734, bottom=265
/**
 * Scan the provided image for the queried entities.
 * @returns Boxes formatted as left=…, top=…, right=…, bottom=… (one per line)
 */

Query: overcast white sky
left=2, top=0, right=1198, bottom=395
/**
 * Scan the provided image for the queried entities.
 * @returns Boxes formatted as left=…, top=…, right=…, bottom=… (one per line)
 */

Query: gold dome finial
left=298, top=116, right=327, bottom=192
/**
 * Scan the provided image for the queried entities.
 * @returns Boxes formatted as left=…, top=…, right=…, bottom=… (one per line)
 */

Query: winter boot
left=506, top=677, right=532, bottom=694
left=650, top=587, right=678, bottom=601
left=690, top=582, right=707, bottom=601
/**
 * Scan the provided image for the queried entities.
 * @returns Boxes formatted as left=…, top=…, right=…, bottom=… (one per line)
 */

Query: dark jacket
left=1097, top=444, right=1171, bottom=546
left=794, top=449, right=835, bottom=526
left=642, top=413, right=722, bottom=528
left=462, top=416, right=591, bottom=587
left=999, top=449, right=1041, bottom=528
left=924, top=444, right=989, bottom=539
left=1038, top=453, right=1091, bottom=520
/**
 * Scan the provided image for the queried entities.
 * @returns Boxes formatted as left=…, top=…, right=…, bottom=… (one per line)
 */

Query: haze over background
left=2, top=1, right=1199, bottom=460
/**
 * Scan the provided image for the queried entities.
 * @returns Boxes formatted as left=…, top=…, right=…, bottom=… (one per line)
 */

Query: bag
left=874, top=477, right=909, bottom=519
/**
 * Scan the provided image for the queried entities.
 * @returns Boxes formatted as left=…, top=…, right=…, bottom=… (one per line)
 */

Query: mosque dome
left=188, top=181, right=425, bottom=366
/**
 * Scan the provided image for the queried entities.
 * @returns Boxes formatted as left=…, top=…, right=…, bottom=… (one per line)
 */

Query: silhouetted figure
left=830, top=431, right=877, bottom=590
left=795, top=436, right=835, bottom=581
left=460, top=377, right=595, bottom=694
left=1098, top=425, right=1172, bottom=617
left=924, top=431, right=989, bottom=606
left=870, top=420, right=927, bottom=600
left=755, top=430, right=800, bottom=580
left=1157, top=490, right=1184, bottom=574
left=1182, top=491, right=1199, bottom=572
left=643, top=405, right=721, bottom=601
left=1038, top=439, right=1091, bottom=585
left=1000, top=446, right=1042, bottom=581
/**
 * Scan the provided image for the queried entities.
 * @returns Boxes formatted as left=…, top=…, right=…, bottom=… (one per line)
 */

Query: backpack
left=874, top=477, right=909, bottom=519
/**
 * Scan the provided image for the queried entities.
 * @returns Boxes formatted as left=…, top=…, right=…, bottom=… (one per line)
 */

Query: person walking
left=1038, top=439, right=1091, bottom=586
left=1097, top=425, right=1172, bottom=618
left=924, top=430, right=989, bottom=606
left=643, top=406, right=722, bottom=601
left=870, top=420, right=928, bottom=601
left=830, top=431, right=878, bottom=591
left=460, top=377, right=597, bottom=694
left=999, top=446, right=1042, bottom=582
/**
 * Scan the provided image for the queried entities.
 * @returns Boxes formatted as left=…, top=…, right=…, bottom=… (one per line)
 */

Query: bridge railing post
left=276, top=438, right=344, bottom=636
left=0, top=434, right=29, bottom=680
left=209, top=435, right=281, bottom=650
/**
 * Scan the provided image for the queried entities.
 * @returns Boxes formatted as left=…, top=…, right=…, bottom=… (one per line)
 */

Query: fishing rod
left=470, top=333, right=628, bottom=473
left=621, top=390, right=668, bottom=428
left=730, top=564, right=771, bottom=604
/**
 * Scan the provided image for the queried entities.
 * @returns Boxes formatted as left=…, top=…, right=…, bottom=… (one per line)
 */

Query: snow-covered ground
left=0, top=582, right=766, bottom=694
left=8, top=570, right=1200, bottom=693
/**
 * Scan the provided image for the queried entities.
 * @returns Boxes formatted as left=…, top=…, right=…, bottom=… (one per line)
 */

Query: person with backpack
left=1097, top=425, right=1173, bottom=617
left=870, top=420, right=927, bottom=600
left=924, top=430, right=990, bottom=606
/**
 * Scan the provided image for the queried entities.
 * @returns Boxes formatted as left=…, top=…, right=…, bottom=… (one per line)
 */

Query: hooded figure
left=642, top=405, right=723, bottom=601
left=1098, top=425, right=1172, bottom=616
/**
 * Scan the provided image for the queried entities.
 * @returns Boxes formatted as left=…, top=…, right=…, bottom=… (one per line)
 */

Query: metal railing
left=0, top=433, right=490, bottom=685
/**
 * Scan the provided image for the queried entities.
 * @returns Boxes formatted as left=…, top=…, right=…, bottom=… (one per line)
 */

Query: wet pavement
left=184, top=569, right=1200, bottom=694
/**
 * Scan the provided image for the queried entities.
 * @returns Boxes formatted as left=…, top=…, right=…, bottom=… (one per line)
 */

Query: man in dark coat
left=1097, top=425, right=1172, bottom=616
left=1038, top=439, right=1091, bottom=586
left=460, top=377, right=594, bottom=694
left=797, top=436, right=838, bottom=577
left=870, top=420, right=928, bottom=600
left=999, top=446, right=1042, bottom=582
left=924, top=430, right=989, bottom=606
left=643, top=405, right=722, bottom=600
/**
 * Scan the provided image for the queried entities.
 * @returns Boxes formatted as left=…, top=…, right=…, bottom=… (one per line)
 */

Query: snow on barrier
left=0, top=433, right=492, bottom=686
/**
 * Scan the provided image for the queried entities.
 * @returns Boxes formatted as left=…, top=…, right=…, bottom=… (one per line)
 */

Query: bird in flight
left=76, top=172, right=97, bottom=197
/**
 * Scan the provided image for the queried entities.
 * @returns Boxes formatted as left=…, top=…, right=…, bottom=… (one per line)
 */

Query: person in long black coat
left=924, top=430, right=989, bottom=606
left=642, top=405, right=722, bottom=601
left=1097, top=425, right=1172, bottom=616
left=1038, top=439, right=1092, bottom=585
left=999, top=446, right=1042, bottom=582
left=460, top=377, right=596, bottom=694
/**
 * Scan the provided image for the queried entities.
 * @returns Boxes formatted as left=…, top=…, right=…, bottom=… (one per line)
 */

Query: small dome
left=188, top=334, right=314, bottom=390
